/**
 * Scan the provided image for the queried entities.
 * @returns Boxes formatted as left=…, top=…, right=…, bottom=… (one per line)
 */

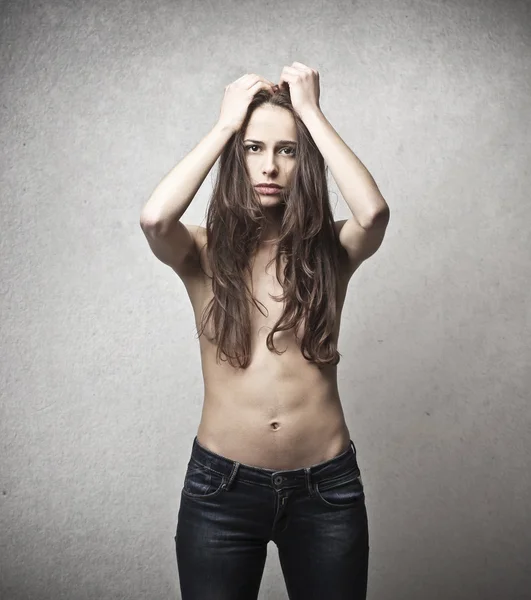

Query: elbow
left=140, top=212, right=162, bottom=233
left=362, top=203, right=390, bottom=230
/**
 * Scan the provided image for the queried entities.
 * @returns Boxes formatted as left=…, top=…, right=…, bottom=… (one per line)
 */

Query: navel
left=270, top=421, right=281, bottom=430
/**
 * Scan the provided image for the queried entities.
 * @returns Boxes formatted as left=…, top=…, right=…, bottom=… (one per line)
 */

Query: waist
left=187, top=434, right=360, bottom=489
left=197, top=385, right=350, bottom=469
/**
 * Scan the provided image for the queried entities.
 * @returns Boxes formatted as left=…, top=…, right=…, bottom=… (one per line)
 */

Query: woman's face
left=243, top=105, right=298, bottom=207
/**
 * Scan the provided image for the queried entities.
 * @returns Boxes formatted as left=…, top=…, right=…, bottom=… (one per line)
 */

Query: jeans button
left=274, top=476, right=283, bottom=485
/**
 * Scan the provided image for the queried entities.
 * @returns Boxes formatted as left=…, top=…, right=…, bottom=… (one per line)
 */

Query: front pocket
left=314, top=470, right=365, bottom=508
left=182, top=460, right=226, bottom=499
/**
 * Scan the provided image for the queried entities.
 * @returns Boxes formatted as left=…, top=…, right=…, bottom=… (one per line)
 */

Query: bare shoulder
left=334, top=219, right=363, bottom=281
left=191, top=224, right=207, bottom=258
left=183, top=223, right=206, bottom=246
left=194, top=224, right=207, bottom=241
left=334, top=216, right=388, bottom=278
left=180, top=224, right=209, bottom=280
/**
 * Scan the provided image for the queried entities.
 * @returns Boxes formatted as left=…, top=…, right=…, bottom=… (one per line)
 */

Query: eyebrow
left=243, top=139, right=297, bottom=146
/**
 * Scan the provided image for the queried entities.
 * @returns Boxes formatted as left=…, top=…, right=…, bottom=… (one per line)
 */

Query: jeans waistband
left=188, top=436, right=359, bottom=492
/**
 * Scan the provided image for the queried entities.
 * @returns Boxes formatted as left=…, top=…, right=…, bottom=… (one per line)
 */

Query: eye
left=281, top=147, right=296, bottom=156
left=244, top=145, right=296, bottom=156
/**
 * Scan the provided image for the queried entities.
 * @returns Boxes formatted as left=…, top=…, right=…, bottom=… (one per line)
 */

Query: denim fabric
left=175, top=435, right=369, bottom=599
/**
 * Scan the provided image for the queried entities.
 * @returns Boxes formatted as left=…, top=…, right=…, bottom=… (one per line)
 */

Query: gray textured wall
left=1, top=0, right=530, bottom=598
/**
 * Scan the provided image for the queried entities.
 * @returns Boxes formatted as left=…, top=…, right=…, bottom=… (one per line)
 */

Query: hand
left=277, top=62, right=321, bottom=119
left=218, top=73, right=276, bottom=133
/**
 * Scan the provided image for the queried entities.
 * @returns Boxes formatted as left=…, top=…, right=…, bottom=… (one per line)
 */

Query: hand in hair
left=277, top=62, right=321, bottom=118
left=218, top=74, right=277, bottom=133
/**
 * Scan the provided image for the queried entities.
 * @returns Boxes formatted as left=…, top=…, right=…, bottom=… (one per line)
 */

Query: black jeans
left=175, top=435, right=369, bottom=599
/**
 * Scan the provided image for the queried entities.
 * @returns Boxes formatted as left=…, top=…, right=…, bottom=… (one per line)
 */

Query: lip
left=254, top=185, right=282, bottom=196
left=255, top=185, right=283, bottom=195
left=255, top=184, right=283, bottom=189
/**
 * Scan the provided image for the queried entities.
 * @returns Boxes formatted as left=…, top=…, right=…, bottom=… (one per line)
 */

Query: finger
left=282, top=66, right=300, bottom=76
left=242, top=73, right=264, bottom=90
left=278, top=73, right=293, bottom=89
left=292, top=61, right=310, bottom=70
left=233, top=74, right=258, bottom=88
left=249, top=80, right=274, bottom=96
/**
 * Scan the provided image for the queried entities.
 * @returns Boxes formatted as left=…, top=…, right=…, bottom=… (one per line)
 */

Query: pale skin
left=177, top=106, right=364, bottom=470
left=182, top=226, right=355, bottom=471
left=244, top=103, right=297, bottom=246
left=156, top=63, right=389, bottom=470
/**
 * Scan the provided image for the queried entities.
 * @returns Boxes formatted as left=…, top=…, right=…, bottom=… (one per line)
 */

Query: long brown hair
left=196, top=88, right=348, bottom=370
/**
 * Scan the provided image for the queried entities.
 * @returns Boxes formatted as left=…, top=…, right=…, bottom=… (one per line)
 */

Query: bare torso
left=180, top=226, right=359, bottom=470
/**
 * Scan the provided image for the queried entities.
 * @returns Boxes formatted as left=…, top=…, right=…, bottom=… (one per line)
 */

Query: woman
left=140, top=62, right=390, bottom=599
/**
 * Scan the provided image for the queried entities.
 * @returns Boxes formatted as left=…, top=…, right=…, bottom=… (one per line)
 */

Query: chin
left=260, top=199, right=286, bottom=211
left=258, top=195, right=282, bottom=203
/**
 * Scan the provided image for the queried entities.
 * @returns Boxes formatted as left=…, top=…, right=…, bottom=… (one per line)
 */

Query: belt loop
left=304, top=467, right=314, bottom=497
left=223, top=461, right=240, bottom=491
left=350, top=440, right=355, bottom=453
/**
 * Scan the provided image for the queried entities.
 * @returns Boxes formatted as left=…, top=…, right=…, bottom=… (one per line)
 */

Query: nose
left=262, top=153, right=279, bottom=175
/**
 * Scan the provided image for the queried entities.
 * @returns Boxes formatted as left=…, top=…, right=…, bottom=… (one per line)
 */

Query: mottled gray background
left=1, top=0, right=530, bottom=598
